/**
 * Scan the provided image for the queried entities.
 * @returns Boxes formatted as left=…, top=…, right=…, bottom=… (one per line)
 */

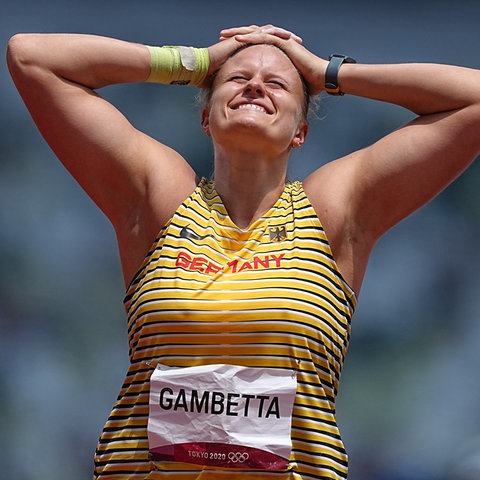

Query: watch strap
left=325, top=54, right=357, bottom=95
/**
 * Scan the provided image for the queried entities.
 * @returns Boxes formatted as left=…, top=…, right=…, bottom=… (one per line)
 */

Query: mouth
left=231, top=102, right=272, bottom=114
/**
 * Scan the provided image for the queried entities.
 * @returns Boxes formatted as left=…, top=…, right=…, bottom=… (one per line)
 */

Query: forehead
left=219, top=44, right=299, bottom=78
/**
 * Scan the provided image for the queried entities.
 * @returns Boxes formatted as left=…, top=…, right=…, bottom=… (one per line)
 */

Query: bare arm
left=6, top=33, right=199, bottom=284
left=306, top=61, right=480, bottom=292
left=6, top=33, right=196, bottom=225
left=222, top=28, right=480, bottom=292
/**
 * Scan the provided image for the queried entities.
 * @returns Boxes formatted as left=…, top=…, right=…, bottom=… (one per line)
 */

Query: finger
left=258, top=25, right=303, bottom=44
left=219, top=24, right=302, bottom=43
left=219, top=25, right=259, bottom=39
left=224, top=29, right=302, bottom=45
left=231, top=31, right=293, bottom=47
left=220, top=25, right=303, bottom=44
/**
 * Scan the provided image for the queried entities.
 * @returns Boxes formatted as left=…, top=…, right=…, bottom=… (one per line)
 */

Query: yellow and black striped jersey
left=94, top=179, right=357, bottom=480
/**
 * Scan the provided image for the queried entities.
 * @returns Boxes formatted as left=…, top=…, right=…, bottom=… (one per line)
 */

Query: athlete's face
left=202, top=45, right=308, bottom=152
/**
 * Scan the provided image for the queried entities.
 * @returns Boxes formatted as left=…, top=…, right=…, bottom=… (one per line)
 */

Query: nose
left=244, top=78, right=265, bottom=97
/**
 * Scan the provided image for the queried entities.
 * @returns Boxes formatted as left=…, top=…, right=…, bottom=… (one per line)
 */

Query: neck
left=213, top=147, right=289, bottom=229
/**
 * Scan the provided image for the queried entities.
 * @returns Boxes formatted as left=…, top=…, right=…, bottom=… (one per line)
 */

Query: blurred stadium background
left=1, top=1, right=479, bottom=478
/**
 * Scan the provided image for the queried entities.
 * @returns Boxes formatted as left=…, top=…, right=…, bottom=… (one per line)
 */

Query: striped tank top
left=94, top=179, right=357, bottom=480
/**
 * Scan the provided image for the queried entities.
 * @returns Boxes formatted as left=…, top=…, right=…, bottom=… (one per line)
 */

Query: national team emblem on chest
left=269, top=226, right=287, bottom=242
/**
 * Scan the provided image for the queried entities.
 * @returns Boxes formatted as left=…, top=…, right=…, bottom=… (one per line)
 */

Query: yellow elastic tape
left=191, top=47, right=209, bottom=86
left=146, top=46, right=209, bottom=86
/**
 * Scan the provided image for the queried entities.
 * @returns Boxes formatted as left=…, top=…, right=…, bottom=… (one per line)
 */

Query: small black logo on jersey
left=180, top=226, right=206, bottom=241
left=269, top=226, right=287, bottom=242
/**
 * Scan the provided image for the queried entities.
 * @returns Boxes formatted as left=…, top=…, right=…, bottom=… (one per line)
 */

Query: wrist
left=324, top=54, right=357, bottom=95
left=146, top=45, right=210, bottom=86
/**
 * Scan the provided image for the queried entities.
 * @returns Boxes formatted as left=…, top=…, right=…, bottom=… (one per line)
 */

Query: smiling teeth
left=237, top=104, right=266, bottom=113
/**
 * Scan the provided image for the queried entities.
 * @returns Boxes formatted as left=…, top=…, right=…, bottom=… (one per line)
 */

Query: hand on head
left=219, top=24, right=303, bottom=44
left=206, top=24, right=325, bottom=95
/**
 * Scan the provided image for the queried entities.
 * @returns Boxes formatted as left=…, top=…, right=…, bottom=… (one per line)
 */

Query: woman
left=7, top=24, right=480, bottom=479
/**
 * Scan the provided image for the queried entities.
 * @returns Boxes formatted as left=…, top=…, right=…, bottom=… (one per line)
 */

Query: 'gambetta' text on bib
left=158, top=387, right=281, bottom=418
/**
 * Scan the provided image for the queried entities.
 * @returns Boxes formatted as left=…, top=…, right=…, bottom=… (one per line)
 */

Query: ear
left=201, top=108, right=211, bottom=137
left=292, top=122, right=308, bottom=149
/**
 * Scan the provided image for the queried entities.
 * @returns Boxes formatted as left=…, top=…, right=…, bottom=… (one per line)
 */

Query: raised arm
left=6, top=34, right=202, bottom=282
left=312, top=61, right=480, bottom=292
left=6, top=32, right=251, bottom=284
left=6, top=34, right=176, bottom=220
left=222, top=27, right=480, bottom=293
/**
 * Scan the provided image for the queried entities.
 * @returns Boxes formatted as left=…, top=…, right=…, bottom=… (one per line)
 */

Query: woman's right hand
left=204, top=35, right=246, bottom=85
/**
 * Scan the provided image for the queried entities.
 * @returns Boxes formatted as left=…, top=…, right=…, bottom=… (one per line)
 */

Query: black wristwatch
left=324, top=54, right=357, bottom=96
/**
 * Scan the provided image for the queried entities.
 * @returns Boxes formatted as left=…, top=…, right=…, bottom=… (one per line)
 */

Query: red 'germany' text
left=175, top=251, right=285, bottom=274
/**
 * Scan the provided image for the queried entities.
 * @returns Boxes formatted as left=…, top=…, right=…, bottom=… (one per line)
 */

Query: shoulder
left=114, top=145, right=199, bottom=286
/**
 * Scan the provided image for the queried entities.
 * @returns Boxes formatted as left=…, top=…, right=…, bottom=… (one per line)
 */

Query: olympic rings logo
left=228, top=451, right=250, bottom=463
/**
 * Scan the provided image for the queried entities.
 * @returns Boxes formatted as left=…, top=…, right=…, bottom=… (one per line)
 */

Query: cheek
left=208, top=90, right=228, bottom=118
left=272, top=89, right=303, bottom=116
left=205, top=104, right=223, bottom=132
left=202, top=101, right=228, bottom=139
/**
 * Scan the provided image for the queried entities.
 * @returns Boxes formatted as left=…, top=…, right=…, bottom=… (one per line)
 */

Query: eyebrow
left=220, top=67, right=292, bottom=85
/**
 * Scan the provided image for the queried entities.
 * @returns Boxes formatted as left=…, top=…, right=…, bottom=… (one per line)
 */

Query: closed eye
left=230, top=76, right=248, bottom=83
left=227, top=76, right=287, bottom=91
left=267, top=80, right=285, bottom=89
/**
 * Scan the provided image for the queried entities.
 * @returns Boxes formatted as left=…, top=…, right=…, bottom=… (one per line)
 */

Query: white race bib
left=148, top=363, right=297, bottom=470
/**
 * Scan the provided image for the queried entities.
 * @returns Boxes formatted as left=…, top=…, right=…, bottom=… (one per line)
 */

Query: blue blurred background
left=1, top=1, right=479, bottom=479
